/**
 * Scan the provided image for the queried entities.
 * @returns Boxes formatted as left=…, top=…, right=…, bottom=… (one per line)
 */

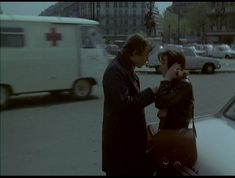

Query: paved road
left=1, top=70, right=235, bottom=175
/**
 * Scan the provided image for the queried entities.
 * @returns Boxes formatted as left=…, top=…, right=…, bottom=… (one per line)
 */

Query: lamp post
left=145, top=2, right=155, bottom=37
left=215, top=3, right=225, bottom=43
left=90, top=2, right=95, bottom=20
left=215, top=5, right=225, bottom=30
left=168, top=24, right=171, bottom=43
left=177, top=9, right=181, bottom=45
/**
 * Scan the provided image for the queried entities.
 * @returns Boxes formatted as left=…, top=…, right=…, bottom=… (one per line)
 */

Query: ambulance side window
left=0, top=27, right=25, bottom=47
left=80, top=26, right=104, bottom=48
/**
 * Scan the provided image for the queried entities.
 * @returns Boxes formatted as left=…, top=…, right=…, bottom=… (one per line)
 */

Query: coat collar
left=117, top=52, right=135, bottom=72
left=116, top=52, right=140, bottom=92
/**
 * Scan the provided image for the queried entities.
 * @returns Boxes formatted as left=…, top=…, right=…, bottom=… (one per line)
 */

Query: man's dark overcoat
left=102, top=53, right=155, bottom=174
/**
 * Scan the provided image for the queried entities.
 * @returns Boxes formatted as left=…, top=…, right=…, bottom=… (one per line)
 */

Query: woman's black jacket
left=155, top=79, right=194, bottom=129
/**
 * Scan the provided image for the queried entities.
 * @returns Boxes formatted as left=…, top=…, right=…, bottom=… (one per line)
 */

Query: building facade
left=206, top=2, right=235, bottom=44
left=167, top=2, right=235, bottom=44
left=39, top=2, right=162, bottom=42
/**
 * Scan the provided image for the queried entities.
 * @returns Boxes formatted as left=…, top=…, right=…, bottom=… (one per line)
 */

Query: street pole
left=92, top=2, right=95, bottom=20
left=168, top=24, right=171, bottom=43
left=178, top=10, right=180, bottom=45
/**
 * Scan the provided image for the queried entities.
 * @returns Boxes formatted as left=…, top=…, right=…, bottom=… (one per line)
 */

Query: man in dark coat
left=102, top=34, right=180, bottom=176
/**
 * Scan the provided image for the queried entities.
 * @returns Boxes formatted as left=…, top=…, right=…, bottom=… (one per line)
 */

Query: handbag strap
left=189, top=78, right=197, bottom=138
left=191, top=101, right=197, bottom=137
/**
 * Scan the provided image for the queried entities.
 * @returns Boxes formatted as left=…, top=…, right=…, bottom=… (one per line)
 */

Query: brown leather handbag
left=150, top=119, right=197, bottom=169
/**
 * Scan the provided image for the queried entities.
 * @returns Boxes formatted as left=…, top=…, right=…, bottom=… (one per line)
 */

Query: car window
left=182, top=48, right=194, bottom=56
left=224, top=101, right=235, bottom=121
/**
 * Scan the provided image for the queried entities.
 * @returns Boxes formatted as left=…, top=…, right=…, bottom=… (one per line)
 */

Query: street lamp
left=145, top=2, right=156, bottom=37
left=177, top=9, right=181, bottom=45
left=214, top=3, right=225, bottom=43
left=215, top=5, right=225, bottom=31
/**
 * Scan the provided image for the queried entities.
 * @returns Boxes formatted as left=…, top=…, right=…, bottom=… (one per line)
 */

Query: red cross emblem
left=46, top=28, right=62, bottom=46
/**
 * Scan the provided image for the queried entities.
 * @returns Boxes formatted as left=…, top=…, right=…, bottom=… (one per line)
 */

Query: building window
left=119, top=2, right=122, bottom=8
left=119, top=10, right=122, bottom=15
left=0, top=27, right=25, bottom=47
left=96, top=2, right=100, bottom=8
left=141, top=2, right=145, bottom=8
left=133, top=19, right=136, bottom=26
left=125, top=9, right=128, bottom=16
left=114, top=19, right=117, bottom=26
left=142, top=10, right=145, bottom=16
left=125, top=2, right=128, bottom=8
left=97, top=9, right=100, bottom=17
left=105, top=2, right=109, bottom=8
left=114, top=2, right=117, bottom=8
left=133, top=2, right=136, bottom=8
left=106, top=9, right=109, bottom=16
left=133, top=9, right=136, bottom=16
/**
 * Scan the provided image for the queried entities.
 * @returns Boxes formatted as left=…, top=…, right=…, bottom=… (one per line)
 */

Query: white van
left=0, top=14, right=108, bottom=109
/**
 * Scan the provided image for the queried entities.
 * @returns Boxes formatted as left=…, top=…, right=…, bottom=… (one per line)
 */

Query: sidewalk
left=135, top=59, right=235, bottom=73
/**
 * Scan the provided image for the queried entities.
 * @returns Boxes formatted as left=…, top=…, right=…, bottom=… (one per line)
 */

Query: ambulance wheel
left=0, top=86, right=10, bottom=110
left=72, top=79, right=92, bottom=99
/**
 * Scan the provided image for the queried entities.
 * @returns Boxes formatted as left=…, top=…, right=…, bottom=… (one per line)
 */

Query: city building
left=0, top=4, right=3, bottom=14
left=39, top=2, right=163, bottom=43
left=206, top=2, right=235, bottom=44
left=167, top=2, right=235, bottom=44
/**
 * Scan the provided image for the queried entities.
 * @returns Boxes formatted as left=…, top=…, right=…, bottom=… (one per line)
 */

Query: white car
left=146, top=47, right=221, bottom=74
left=147, top=95, right=235, bottom=175
left=192, top=95, right=235, bottom=175
left=211, top=44, right=235, bottom=59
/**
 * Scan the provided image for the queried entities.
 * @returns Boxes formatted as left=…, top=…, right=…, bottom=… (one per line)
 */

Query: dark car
left=147, top=95, right=235, bottom=175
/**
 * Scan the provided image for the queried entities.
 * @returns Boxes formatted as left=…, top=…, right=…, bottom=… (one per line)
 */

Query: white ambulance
left=0, top=14, right=109, bottom=109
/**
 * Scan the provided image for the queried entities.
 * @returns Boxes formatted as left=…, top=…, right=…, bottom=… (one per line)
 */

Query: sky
left=0, top=2, right=172, bottom=16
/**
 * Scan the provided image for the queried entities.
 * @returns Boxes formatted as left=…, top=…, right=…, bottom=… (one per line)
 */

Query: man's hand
left=151, top=86, right=158, bottom=95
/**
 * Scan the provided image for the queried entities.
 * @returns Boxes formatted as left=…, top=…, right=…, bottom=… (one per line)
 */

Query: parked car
left=211, top=44, right=235, bottom=59
left=147, top=95, right=235, bottom=175
left=189, top=45, right=207, bottom=56
left=194, top=44, right=215, bottom=57
left=105, top=44, right=120, bottom=56
left=192, top=95, right=235, bottom=175
left=201, top=44, right=214, bottom=57
left=146, top=46, right=221, bottom=74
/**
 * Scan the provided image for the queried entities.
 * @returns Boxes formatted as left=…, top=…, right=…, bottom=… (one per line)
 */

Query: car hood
left=193, top=116, right=235, bottom=175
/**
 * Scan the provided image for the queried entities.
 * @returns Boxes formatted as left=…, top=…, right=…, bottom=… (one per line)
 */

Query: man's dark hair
left=122, top=33, right=153, bottom=56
